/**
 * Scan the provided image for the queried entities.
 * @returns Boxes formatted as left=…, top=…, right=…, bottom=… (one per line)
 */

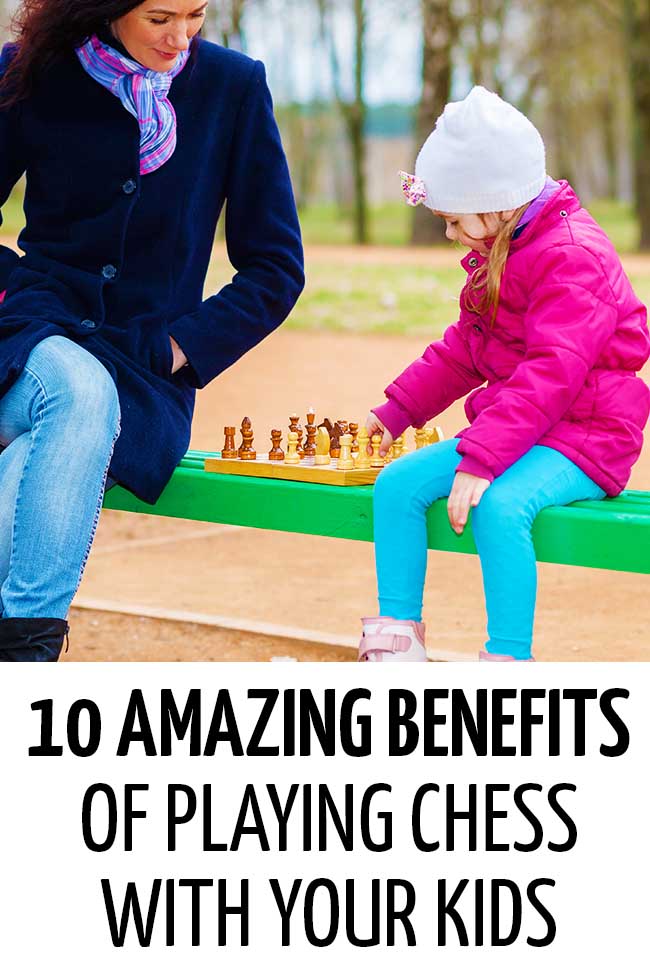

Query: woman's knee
left=26, top=337, right=120, bottom=435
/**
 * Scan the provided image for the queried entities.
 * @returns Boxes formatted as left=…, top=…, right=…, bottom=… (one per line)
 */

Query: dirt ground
left=68, top=246, right=650, bottom=662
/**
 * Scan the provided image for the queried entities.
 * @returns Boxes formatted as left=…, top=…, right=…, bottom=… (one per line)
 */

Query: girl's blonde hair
left=461, top=203, right=528, bottom=326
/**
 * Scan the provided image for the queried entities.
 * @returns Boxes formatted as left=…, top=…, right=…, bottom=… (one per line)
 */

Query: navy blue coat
left=0, top=38, right=304, bottom=503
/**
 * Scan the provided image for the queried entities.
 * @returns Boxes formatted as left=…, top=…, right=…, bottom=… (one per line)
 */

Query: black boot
left=0, top=618, right=69, bottom=662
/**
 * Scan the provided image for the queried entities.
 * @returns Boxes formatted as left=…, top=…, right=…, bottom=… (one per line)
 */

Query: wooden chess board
left=204, top=453, right=383, bottom=486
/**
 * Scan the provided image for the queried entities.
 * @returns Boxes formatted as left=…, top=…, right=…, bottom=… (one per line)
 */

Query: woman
left=0, top=0, right=304, bottom=661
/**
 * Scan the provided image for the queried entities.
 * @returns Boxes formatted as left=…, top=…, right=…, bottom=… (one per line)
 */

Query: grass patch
left=285, top=263, right=465, bottom=337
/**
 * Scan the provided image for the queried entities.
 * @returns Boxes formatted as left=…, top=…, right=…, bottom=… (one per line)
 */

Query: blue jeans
left=0, top=336, right=120, bottom=618
left=373, top=438, right=606, bottom=659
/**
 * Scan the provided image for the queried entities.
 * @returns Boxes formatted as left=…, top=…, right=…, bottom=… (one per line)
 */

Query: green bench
left=102, top=449, right=650, bottom=575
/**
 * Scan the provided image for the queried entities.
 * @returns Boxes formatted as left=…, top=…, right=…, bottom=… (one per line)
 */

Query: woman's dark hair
left=0, top=0, right=201, bottom=106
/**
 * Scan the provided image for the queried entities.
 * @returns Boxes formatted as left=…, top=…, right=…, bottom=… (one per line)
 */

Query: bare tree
left=624, top=0, right=650, bottom=248
left=318, top=0, right=369, bottom=243
left=411, top=0, right=458, bottom=244
left=206, top=0, right=248, bottom=50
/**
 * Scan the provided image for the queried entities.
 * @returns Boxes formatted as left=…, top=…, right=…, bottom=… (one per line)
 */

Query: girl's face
left=111, top=0, right=208, bottom=71
left=437, top=211, right=515, bottom=255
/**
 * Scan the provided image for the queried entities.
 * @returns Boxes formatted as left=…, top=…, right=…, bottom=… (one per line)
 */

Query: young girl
left=359, top=86, right=650, bottom=663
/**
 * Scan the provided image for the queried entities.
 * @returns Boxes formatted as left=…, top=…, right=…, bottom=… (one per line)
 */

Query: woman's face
left=110, top=0, right=208, bottom=71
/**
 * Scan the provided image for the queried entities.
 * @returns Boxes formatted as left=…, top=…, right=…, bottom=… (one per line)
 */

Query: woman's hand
left=170, top=335, right=187, bottom=373
left=365, top=411, right=394, bottom=455
left=447, top=471, right=490, bottom=534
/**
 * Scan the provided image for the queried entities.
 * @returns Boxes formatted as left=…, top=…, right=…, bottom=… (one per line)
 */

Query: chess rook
left=221, top=426, right=238, bottom=459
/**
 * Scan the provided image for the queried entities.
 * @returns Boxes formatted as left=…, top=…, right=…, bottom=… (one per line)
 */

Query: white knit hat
left=413, top=86, right=546, bottom=214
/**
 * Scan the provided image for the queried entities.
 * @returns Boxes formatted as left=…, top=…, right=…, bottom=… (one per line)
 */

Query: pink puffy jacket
left=374, top=182, right=650, bottom=496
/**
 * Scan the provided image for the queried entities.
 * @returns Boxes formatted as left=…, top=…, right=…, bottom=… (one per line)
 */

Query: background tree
left=411, top=0, right=458, bottom=244
left=624, top=0, right=650, bottom=249
left=318, top=0, right=369, bottom=243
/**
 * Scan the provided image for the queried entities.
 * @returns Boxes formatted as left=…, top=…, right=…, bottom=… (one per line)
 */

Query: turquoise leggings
left=373, top=439, right=605, bottom=659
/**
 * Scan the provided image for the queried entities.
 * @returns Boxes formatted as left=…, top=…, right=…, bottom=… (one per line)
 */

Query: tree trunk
left=624, top=0, right=650, bottom=249
left=350, top=0, right=368, bottom=243
left=411, top=0, right=457, bottom=245
left=319, top=0, right=369, bottom=243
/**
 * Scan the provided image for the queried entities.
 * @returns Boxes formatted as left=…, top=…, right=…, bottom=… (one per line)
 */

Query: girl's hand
left=447, top=472, right=490, bottom=534
left=170, top=335, right=187, bottom=373
left=365, top=411, right=394, bottom=455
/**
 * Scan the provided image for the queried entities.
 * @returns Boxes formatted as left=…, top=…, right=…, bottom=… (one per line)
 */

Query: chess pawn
left=349, top=422, right=359, bottom=456
left=221, top=426, right=238, bottom=459
left=391, top=435, right=405, bottom=460
left=370, top=434, right=385, bottom=468
left=414, top=427, right=427, bottom=451
left=354, top=428, right=371, bottom=469
left=384, top=445, right=394, bottom=465
left=337, top=433, right=354, bottom=471
left=314, top=426, right=331, bottom=465
left=269, top=429, right=284, bottom=461
left=239, top=416, right=256, bottom=460
left=285, top=430, right=300, bottom=465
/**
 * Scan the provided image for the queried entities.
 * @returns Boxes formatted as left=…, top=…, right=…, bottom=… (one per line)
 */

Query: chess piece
left=269, top=429, right=284, bottom=461
left=330, top=421, right=345, bottom=458
left=428, top=426, right=444, bottom=445
left=370, top=434, right=385, bottom=468
left=221, top=426, right=238, bottom=459
left=384, top=445, right=394, bottom=465
left=354, top=427, right=371, bottom=470
left=392, top=435, right=405, bottom=460
left=349, top=422, right=359, bottom=456
left=414, top=427, right=427, bottom=451
left=238, top=416, right=256, bottom=460
left=337, top=433, right=354, bottom=470
left=289, top=413, right=304, bottom=459
left=304, top=409, right=317, bottom=462
left=314, top=426, right=331, bottom=465
left=285, top=430, right=300, bottom=465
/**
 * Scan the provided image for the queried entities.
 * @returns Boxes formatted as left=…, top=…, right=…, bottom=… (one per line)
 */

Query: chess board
left=204, top=453, right=383, bottom=486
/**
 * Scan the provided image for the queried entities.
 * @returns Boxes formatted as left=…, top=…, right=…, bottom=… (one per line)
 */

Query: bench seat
left=102, top=450, right=650, bottom=575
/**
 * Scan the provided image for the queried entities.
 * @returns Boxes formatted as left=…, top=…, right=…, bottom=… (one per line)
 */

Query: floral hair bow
left=399, top=170, right=427, bottom=207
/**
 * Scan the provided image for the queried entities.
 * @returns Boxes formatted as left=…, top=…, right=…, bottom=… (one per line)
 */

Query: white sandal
left=358, top=616, right=428, bottom=662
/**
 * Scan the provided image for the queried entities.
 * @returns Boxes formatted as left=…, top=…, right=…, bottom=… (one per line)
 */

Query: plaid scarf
left=75, top=33, right=190, bottom=175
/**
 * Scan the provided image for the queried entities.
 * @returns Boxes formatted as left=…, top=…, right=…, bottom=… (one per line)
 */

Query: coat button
left=122, top=179, right=137, bottom=195
left=560, top=209, right=568, bottom=217
left=102, top=264, right=117, bottom=280
left=472, top=324, right=482, bottom=333
left=80, top=319, right=96, bottom=331
left=468, top=256, right=479, bottom=267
